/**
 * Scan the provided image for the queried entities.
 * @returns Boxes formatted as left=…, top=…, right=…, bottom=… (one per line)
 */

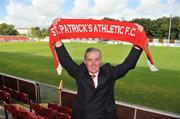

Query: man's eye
left=87, top=59, right=92, bottom=62
left=95, top=58, right=99, bottom=61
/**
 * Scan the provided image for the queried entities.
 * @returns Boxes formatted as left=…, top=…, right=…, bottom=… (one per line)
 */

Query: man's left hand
left=135, top=23, right=144, bottom=32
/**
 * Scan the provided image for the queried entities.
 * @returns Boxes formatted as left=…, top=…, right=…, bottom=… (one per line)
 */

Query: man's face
left=84, top=51, right=102, bottom=74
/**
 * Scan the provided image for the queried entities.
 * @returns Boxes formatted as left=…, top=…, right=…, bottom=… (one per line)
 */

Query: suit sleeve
left=112, top=46, right=142, bottom=80
left=55, top=44, right=79, bottom=79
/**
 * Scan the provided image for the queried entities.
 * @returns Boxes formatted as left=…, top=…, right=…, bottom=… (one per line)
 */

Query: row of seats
left=0, top=85, right=30, bottom=104
left=4, top=103, right=72, bottom=119
left=48, top=103, right=72, bottom=115
left=0, top=74, right=41, bottom=103
left=1, top=75, right=72, bottom=119
left=4, top=104, right=45, bottom=119
left=30, top=103, right=71, bottom=119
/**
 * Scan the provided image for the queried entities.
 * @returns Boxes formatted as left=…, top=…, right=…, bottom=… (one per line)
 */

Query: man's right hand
left=52, top=17, right=62, bottom=26
left=135, top=23, right=144, bottom=32
left=52, top=18, right=63, bottom=47
left=49, top=18, right=62, bottom=47
left=55, top=40, right=63, bottom=47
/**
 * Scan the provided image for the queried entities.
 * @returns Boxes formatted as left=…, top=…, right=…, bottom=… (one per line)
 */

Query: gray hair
left=84, top=47, right=101, bottom=60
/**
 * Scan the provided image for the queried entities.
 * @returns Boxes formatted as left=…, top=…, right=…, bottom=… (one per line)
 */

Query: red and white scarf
left=49, top=18, right=158, bottom=75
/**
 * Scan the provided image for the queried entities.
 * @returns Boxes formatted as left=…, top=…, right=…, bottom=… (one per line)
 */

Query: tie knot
left=90, top=75, right=96, bottom=79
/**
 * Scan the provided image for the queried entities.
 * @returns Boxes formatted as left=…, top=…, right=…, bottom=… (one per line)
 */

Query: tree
left=31, top=27, right=41, bottom=38
left=31, top=27, right=48, bottom=39
left=102, top=16, right=179, bottom=39
left=130, top=16, right=180, bottom=40
left=41, top=28, right=48, bottom=38
left=0, top=23, right=19, bottom=35
left=171, top=16, right=180, bottom=40
left=131, top=18, right=155, bottom=37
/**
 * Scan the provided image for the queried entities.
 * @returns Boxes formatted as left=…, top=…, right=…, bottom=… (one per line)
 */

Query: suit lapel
left=81, top=63, right=96, bottom=91
left=82, top=63, right=108, bottom=90
left=81, top=63, right=109, bottom=103
left=86, top=67, right=109, bottom=104
left=97, top=69, right=103, bottom=88
left=97, top=67, right=107, bottom=89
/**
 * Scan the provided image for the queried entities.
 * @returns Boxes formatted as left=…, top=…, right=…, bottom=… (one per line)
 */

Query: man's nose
left=92, top=61, right=96, bottom=66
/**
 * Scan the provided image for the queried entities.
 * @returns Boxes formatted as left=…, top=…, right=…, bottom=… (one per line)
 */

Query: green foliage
left=31, top=27, right=48, bottom=39
left=131, top=16, right=180, bottom=40
left=0, top=42, right=180, bottom=114
left=171, top=16, right=180, bottom=39
left=0, top=23, right=19, bottom=35
left=107, top=16, right=179, bottom=40
left=103, top=17, right=119, bottom=21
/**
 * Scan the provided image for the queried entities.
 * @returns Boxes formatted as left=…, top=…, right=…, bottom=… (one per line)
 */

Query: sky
left=0, top=0, right=179, bottom=28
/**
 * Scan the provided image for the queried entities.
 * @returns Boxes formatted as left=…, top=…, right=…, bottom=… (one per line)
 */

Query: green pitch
left=0, top=42, right=180, bottom=114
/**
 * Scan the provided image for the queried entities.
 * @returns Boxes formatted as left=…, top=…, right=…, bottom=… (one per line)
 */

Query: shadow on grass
left=0, top=51, right=81, bottom=85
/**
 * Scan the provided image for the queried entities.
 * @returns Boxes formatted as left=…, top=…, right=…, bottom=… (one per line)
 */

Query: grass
left=0, top=42, right=180, bottom=114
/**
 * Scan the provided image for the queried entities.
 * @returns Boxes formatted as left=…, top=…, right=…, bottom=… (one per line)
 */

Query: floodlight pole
left=168, top=14, right=172, bottom=46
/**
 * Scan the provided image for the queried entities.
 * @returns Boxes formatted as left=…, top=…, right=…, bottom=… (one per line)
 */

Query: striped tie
left=90, top=75, right=96, bottom=87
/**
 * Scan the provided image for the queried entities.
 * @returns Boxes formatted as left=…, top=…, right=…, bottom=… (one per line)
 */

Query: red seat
left=0, top=90, right=11, bottom=104
left=19, top=108, right=48, bottom=119
left=4, top=104, right=20, bottom=119
left=19, top=110, right=34, bottom=119
left=17, top=92, right=29, bottom=104
left=36, top=115, right=46, bottom=119
left=9, top=89, right=19, bottom=99
left=0, top=86, right=18, bottom=100
left=30, top=103, right=44, bottom=116
left=58, top=106, right=72, bottom=115
left=41, top=108, right=55, bottom=119
left=48, top=103, right=59, bottom=111
left=54, top=111, right=71, bottom=119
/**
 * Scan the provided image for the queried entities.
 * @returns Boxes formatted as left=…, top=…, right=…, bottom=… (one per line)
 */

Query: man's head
left=84, top=47, right=102, bottom=74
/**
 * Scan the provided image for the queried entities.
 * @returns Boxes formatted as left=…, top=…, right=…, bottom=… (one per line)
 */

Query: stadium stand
left=29, top=103, right=72, bottom=119
left=54, top=111, right=71, bottom=119
left=1, top=73, right=180, bottom=119
left=48, top=103, right=72, bottom=115
left=0, top=35, right=30, bottom=42
left=0, top=73, right=41, bottom=103
left=4, top=104, right=20, bottom=119
left=30, top=103, right=45, bottom=116
left=48, top=103, right=59, bottom=110
left=57, top=105, right=72, bottom=115
left=17, top=92, right=30, bottom=104
left=41, top=108, right=55, bottom=119
left=4, top=103, right=46, bottom=119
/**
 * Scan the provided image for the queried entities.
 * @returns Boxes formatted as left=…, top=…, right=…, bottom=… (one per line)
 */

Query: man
left=53, top=18, right=143, bottom=119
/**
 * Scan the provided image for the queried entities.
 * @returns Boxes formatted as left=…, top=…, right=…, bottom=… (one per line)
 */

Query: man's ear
left=84, top=60, right=86, bottom=64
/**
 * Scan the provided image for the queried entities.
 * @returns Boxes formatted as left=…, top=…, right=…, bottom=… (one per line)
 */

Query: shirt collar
left=89, top=71, right=99, bottom=77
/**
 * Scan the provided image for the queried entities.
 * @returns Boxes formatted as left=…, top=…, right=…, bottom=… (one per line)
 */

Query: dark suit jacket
left=55, top=44, right=142, bottom=119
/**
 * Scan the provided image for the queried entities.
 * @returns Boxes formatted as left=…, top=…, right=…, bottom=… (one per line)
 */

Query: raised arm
left=55, top=41, right=79, bottom=79
left=111, top=45, right=142, bottom=80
